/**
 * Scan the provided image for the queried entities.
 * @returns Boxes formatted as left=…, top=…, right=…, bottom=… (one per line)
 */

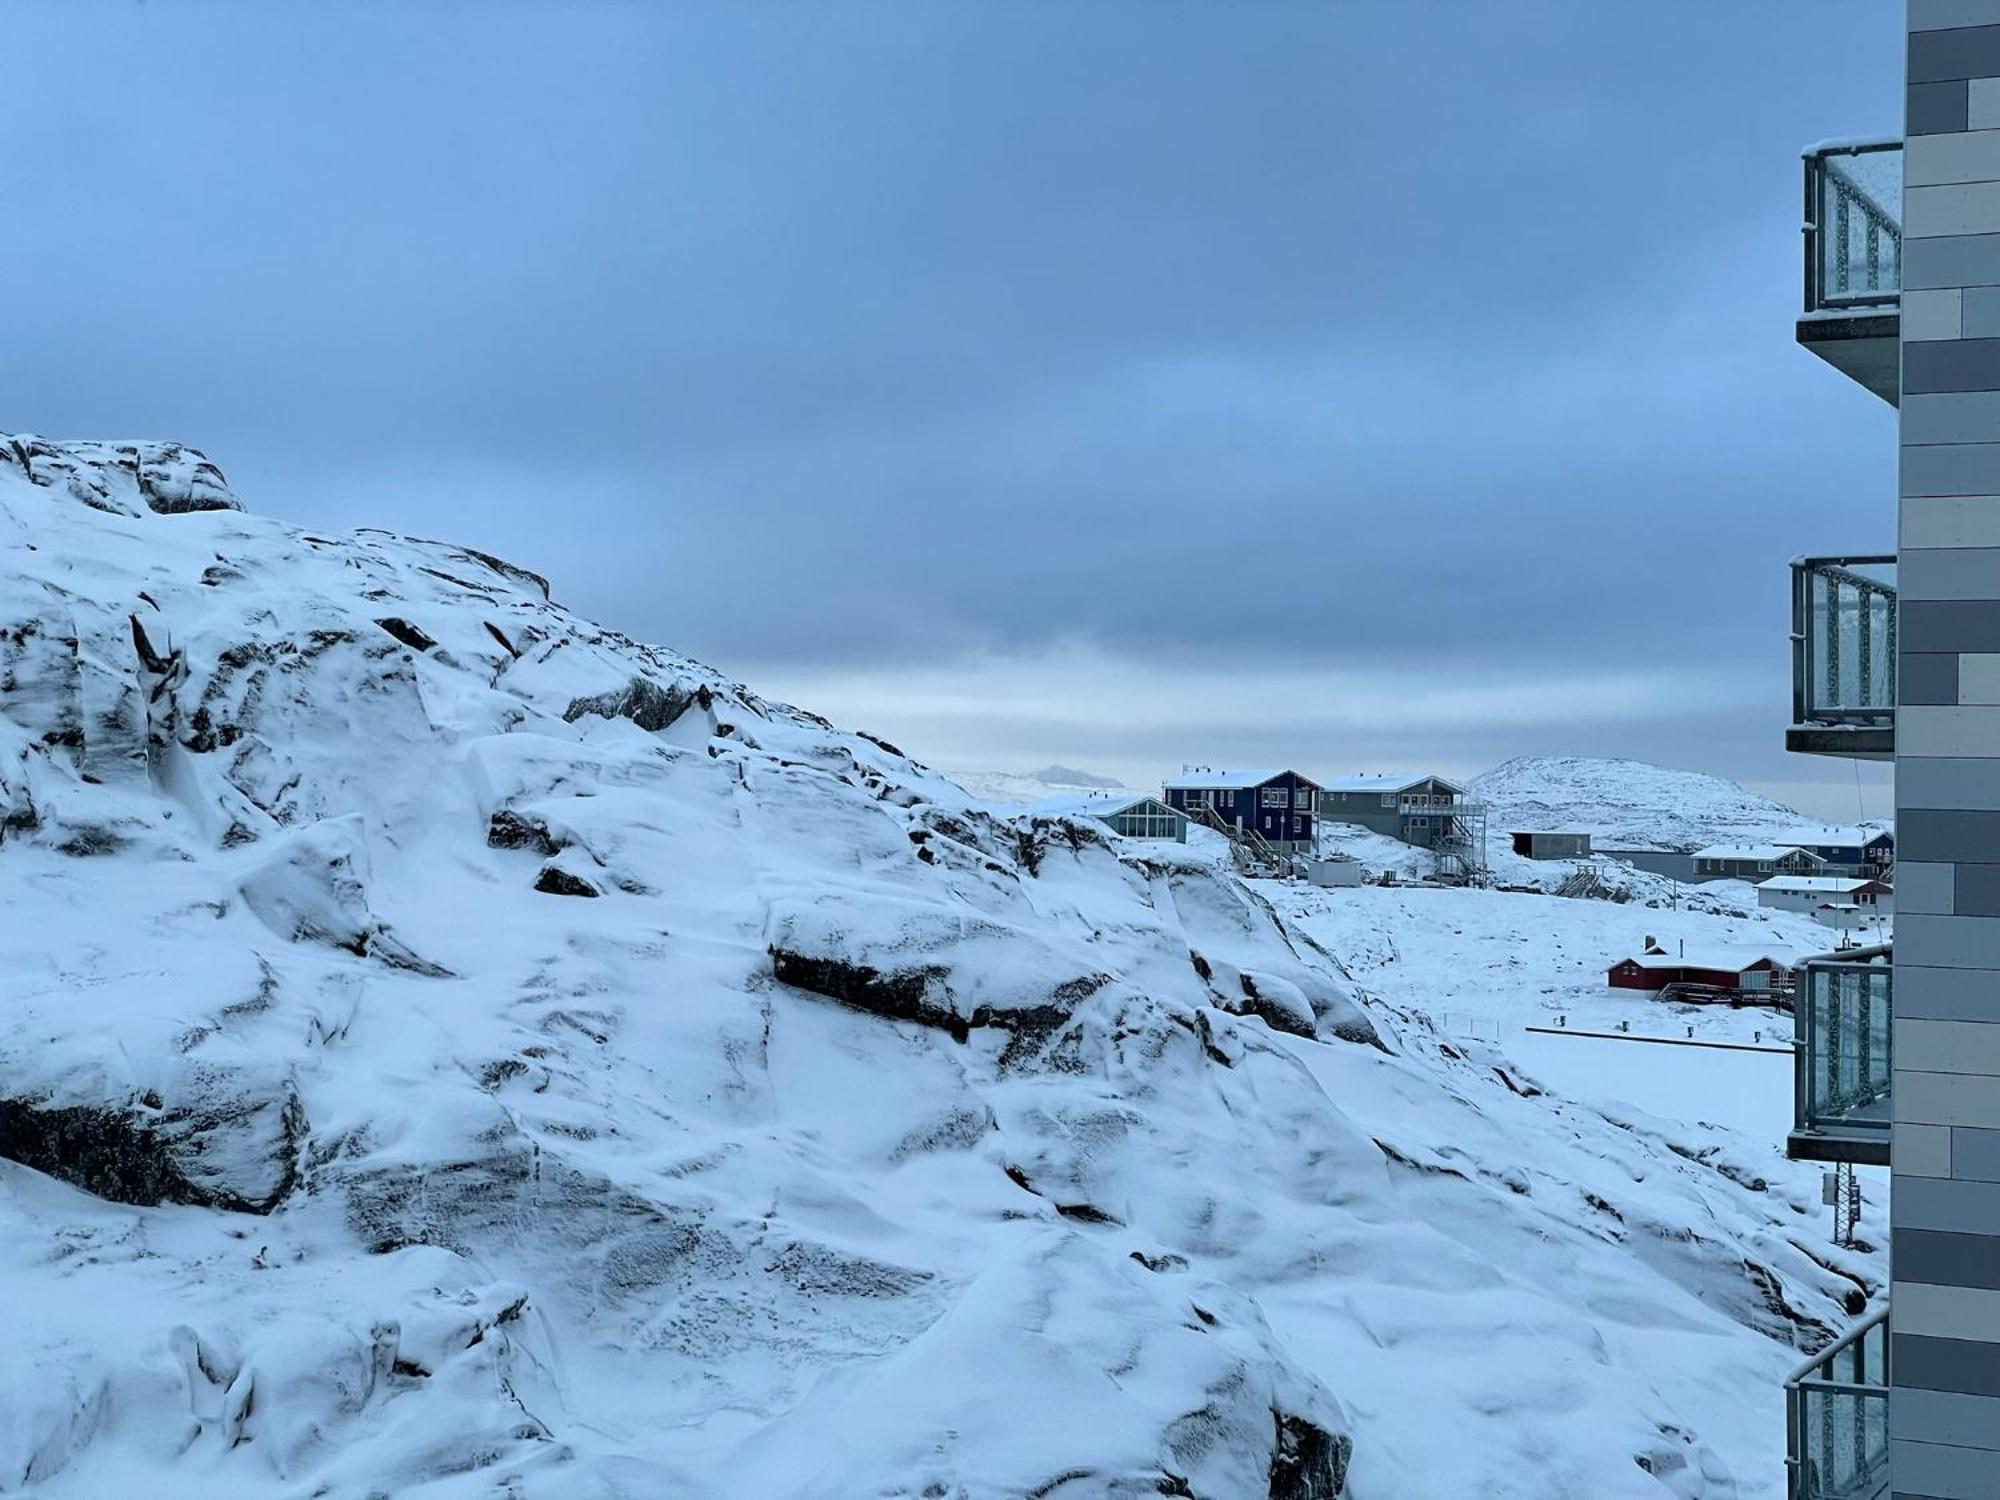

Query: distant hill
left=1471, top=756, right=1829, bottom=853
left=950, top=767, right=1146, bottom=809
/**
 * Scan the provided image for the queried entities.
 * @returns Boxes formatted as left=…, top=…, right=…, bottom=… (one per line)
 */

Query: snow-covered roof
left=1691, top=842, right=1818, bottom=863
left=1757, top=875, right=1877, bottom=894
left=1030, top=792, right=1175, bottom=820
left=1771, top=826, right=1893, bottom=849
left=1163, top=768, right=1316, bottom=791
left=1319, top=772, right=1461, bottom=794
left=1617, top=947, right=1785, bottom=973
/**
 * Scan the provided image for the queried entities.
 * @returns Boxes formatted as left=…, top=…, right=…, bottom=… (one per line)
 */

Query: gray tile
left=1900, top=812, right=2000, bottom=865
left=1898, top=1333, right=2000, bottom=1396
left=1900, top=963, right=2000, bottom=1020
left=1906, top=548, right=2000, bottom=598
left=1915, top=0, right=2000, bottom=31
left=1908, top=345, right=2000, bottom=399
left=1893, top=1438, right=2000, bottom=1495
left=1967, top=288, right=2000, bottom=339
left=1956, top=862, right=2000, bottom=914
left=1957, top=1126, right=2000, bottom=1180
left=1903, top=757, right=2000, bottom=810
left=1901, top=915, right=2000, bottom=970
left=1909, top=233, right=2000, bottom=290
left=1903, top=861, right=1961, bottom=914
left=1903, top=599, right=2000, bottom=652
left=1914, top=79, right=1973, bottom=136
left=1909, top=393, right=2000, bottom=446
left=1912, top=25, right=2000, bottom=83
left=1908, top=652, right=1966, bottom=705
left=1900, top=1227, right=2000, bottom=1289
left=1896, top=1174, right=2000, bottom=1232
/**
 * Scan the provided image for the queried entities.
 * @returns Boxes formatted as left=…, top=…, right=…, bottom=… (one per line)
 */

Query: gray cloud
left=1, top=1, right=1905, bottom=806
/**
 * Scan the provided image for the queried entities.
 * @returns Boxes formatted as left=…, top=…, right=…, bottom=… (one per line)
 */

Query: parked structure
left=1771, top=825, right=1895, bottom=878
left=1161, top=769, right=1318, bottom=855
left=1780, top=29, right=2000, bottom=1486
left=1031, top=793, right=1187, bottom=843
left=1509, top=830, right=1592, bottom=860
left=1317, top=772, right=1487, bottom=874
left=1305, top=856, right=1364, bottom=889
left=1605, top=943, right=1789, bottom=994
left=1688, top=842, right=1826, bottom=882
left=1755, top=874, right=1892, bottom=916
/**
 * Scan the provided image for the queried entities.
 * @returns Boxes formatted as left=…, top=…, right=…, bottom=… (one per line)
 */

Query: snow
left=1473, top=756, right=1845, bottom=853
left=1316, top=771, right=1458, bottom=794
left=1162, top=767, right=1297, bottom=790
left=0, top=438, right=1884, bottom=1499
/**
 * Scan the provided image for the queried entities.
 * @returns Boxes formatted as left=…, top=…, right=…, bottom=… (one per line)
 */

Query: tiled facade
left=1895, top=4, right=2000, bottom=1493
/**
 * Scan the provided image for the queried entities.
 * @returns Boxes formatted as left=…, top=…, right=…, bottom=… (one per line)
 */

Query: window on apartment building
left=1295, top=789, right=1313, bottom=810
left=1262, top=787, right=1287, bottom=807
left=1379, top=793, right=1394, bottom=808
left=1293, top=816, right=1304, bottom=835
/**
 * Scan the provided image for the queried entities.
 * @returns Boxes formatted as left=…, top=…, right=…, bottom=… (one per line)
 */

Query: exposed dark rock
left=534, top=865, right=599, bottom=898
left=1269, top=1411, right=1351, bottom=1500
left=375, top=617, right=438, bottom=652
left=0, top=1078, right=303, bottom=1215
left=488, top=810, right=562, bottom=857
left=563, top=676, right=694, bottom=734
left=1054, top=1201, right=1121, bottom=1226
left=1227, top=972, right=1316, bottom=1040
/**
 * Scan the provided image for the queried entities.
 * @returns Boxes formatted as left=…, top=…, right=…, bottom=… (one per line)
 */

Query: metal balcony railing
left=1785, top=1306, right=1889, bottom=1500
left=1791, top=555, right=1896, bottom=730
left=1804, top=140, right=1902, bottom=315
left=1398, top=798, right=1480, bottom=817
left=1792, top=944, right=1891, bottom=1164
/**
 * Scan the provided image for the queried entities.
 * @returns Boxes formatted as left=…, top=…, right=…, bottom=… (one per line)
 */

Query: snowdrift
left=0, top=438, right=1876, bottom=1498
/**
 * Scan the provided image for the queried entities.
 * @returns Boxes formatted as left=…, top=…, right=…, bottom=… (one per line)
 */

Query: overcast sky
left=5, top=2, right=1904, bottom=816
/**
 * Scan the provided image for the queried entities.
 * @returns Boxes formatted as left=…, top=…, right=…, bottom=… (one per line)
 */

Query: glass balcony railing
left=1789, top=555, right=1895, bottom=758
left=1804, top=141, right=1902, bottom=314
left=1790, top=944, right=1891, bottom=1165
left=1785, top=1306, right=1889, bottom=1500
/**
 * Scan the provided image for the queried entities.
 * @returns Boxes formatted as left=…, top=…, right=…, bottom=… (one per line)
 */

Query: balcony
left=1397, top=797, right=1482, bottom=817
left=1788, top=944, right=1891, bottom=1167
left=1798, top=140, right=1902, bottom=406
left=1789, top=555, right=1895, bottom=761
left=1785, top=1306, right=1889, bottom=1500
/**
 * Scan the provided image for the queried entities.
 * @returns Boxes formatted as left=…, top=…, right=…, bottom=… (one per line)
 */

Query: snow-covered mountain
left=1472, top=756, right=1836, bottom=853
left=0, top=438, right=1877, bottom=1498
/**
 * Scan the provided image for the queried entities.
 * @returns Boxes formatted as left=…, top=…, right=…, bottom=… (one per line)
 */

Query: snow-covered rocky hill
left=0, top=438, right=1878, bottom=1498
left=1472, top=756, right=1842, bottom=853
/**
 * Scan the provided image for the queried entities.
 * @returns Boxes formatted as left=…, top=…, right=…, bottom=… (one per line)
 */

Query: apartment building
left=1785, top=10, right=2000, bottom=1495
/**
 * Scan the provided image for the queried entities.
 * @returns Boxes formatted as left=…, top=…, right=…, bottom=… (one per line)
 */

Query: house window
left=1293, top=816, right=1304, bottom=835
left=1295, top=789, right=1314, bottom=810
left=1379, top=793, right=1394, bottom=808
left=1758, top=861, right=1772, bottom=873
left=1262, top=787, right=1288, bottom=807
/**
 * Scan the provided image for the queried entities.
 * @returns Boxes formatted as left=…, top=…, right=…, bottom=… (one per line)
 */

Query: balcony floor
left=1797, top=311, right=1900, bottom=407
left=1788, top=1095, right=1891, bottom=1167
left=1788, top=723, right=1893, bottom=761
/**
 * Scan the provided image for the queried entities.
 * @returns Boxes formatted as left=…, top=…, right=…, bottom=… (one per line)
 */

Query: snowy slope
left=1473, top=756, right=1832, bottom=853
left=0, top=438, right=1879, bottom=1499
left=950, top=767, right=1148, bottom=810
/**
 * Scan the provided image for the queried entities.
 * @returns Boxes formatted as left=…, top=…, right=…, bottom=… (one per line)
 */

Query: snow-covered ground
left=0, top=437, right=1882, bottom=1499
left=1472, top=755, right=1878, bottom=852
left=951, top=766, right=1147, bottom=810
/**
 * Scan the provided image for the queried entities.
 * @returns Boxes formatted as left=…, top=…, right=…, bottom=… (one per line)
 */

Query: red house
left=1607, top=943, right=1789, bottom=994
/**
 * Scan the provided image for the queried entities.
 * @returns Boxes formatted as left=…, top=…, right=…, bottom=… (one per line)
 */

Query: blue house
left=1161, top=768, right=1320, bottom=854
left=1773, top=825, right=1894, bottom=879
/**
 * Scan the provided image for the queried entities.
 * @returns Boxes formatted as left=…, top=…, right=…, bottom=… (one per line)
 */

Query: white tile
left=1900, top=1018, right=2000, bottom=1075
left=1909, top=182, right=2000, bottom=239
left=1900, top=704, right=2000, bottom=756
left=1904, top=495, right=2000, bottom=549
left=1894, top=1282, right=2000, bottom=1342
left=1975, top=79, right=2000, bottom=133
left=1897, top=1122, right=1956, bottom=1177
left=1907, top=288, right=1966, bottom=342
left=1965, top=654, right=2000, bottom=704
left=1898, top=1068, right=2000, bottom=1127
left=1910, top=131, right=2000, bottom=188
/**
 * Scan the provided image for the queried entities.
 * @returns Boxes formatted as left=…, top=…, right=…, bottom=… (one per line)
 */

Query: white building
left=1754, top=874, right=1893, bottom=916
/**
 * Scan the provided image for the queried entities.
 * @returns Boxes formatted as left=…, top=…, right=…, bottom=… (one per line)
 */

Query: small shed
left=1607, top=943, right=1790, bottom=994
left=1032, top=792, right=1187, bottom=843
left=1511, top=830, right=1593, bottom=860
left=1306, top=857, right=1365, bottom=888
